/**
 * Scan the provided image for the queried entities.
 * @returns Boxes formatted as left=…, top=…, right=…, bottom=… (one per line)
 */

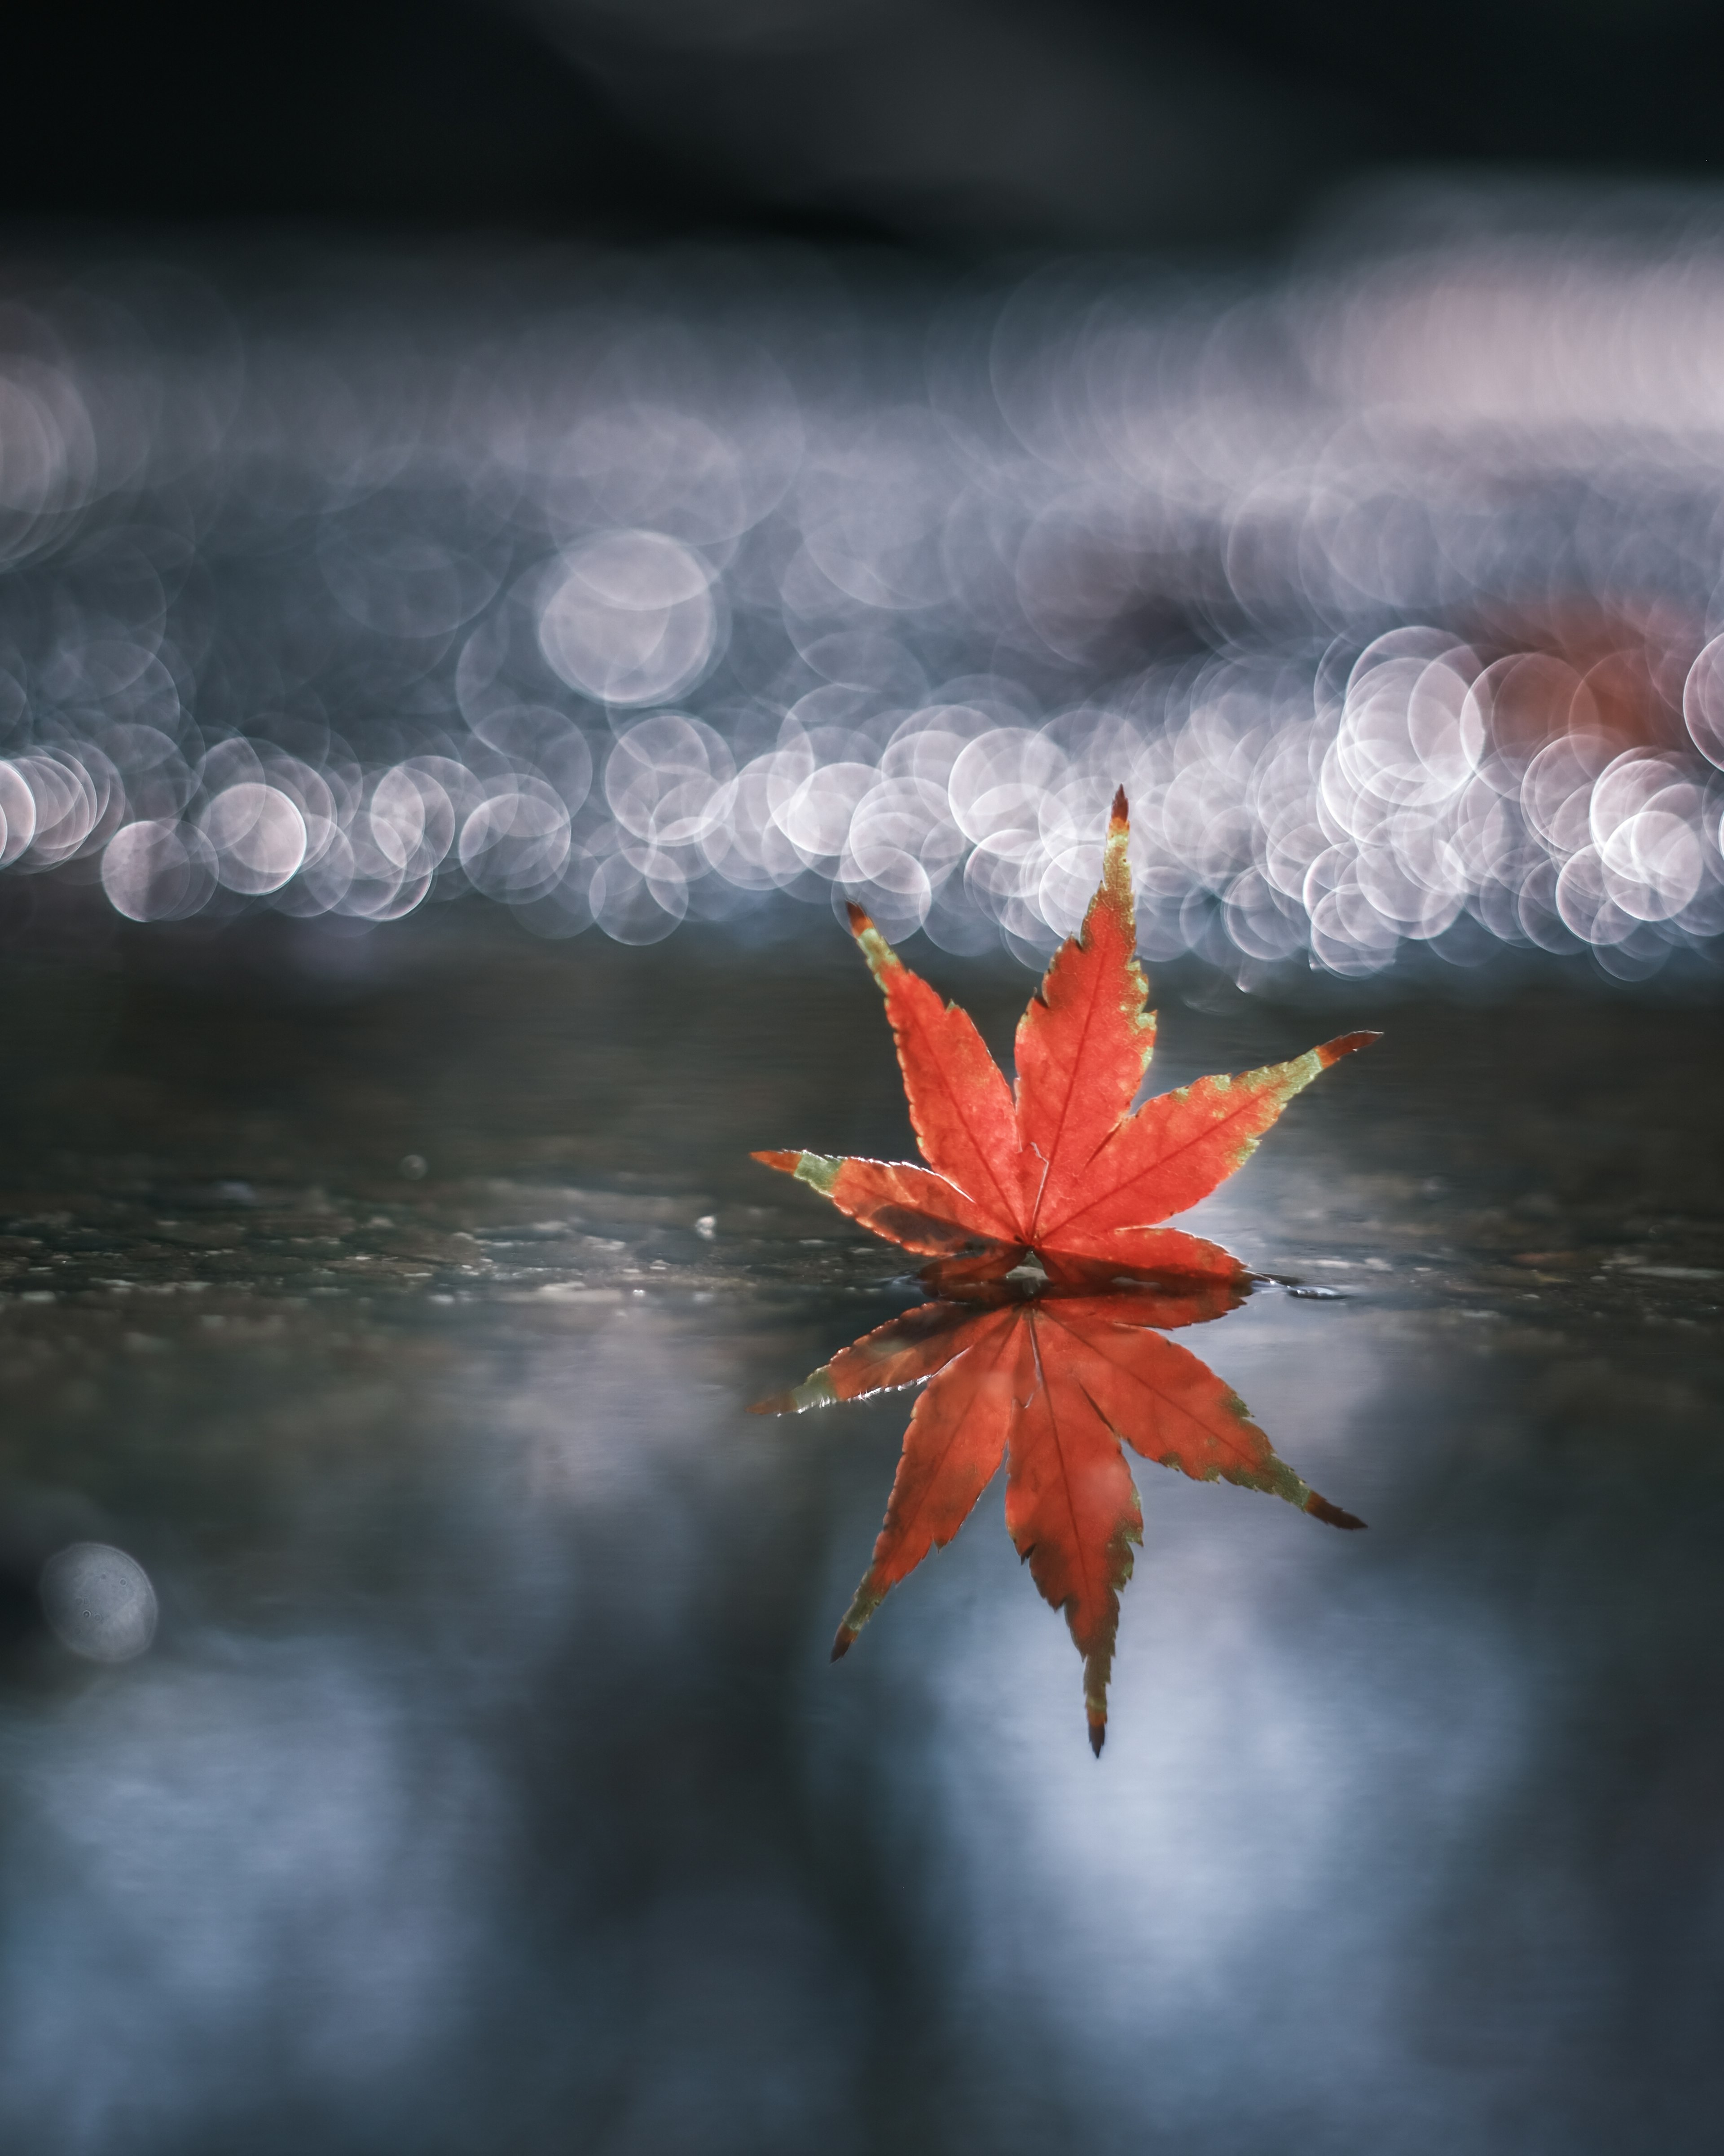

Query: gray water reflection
left=0, top=1289, right=876, bottom=2156
left=0, top=924, right=1717, bottom=2152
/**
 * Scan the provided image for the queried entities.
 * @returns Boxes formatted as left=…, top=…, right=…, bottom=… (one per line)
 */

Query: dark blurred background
left=10, top=0, right=1722, bottom=248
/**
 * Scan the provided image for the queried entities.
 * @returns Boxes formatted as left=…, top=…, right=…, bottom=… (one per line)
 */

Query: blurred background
left=0, top=0, right=1723, bottom=974
left=1, top=13, right=1723, bottom=2156
left=11, top=0, right=1724, bottom=245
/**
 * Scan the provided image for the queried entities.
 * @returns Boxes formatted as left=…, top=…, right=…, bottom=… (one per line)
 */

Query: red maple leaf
left=752, top=1278, right=1363, bottom=1754
left=753, top=787, right=1377, bottom=1282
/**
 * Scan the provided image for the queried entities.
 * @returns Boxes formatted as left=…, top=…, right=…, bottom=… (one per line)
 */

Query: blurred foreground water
left=0, top=912, right=1718, bottom=2154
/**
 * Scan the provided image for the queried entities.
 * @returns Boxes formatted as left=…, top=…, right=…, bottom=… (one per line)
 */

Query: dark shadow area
left=0, top=0, right=735, bottom=235
left=8, top=0, right=1724, bottom=247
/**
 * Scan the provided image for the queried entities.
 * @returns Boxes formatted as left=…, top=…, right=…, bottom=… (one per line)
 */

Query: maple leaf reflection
left=752, top=1272, right=1362, bottom=1755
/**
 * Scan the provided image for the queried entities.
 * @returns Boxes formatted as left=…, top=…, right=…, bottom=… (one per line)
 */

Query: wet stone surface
left=0, top=913, right=1719, bottom=2155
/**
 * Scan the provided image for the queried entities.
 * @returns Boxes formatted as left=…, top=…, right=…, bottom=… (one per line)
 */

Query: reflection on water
left=755, top=1272, right=1361, bottom=1751
left=0, top=913, right=1719, bottom=2149
left=0, top=1649, right=505, bottom=2147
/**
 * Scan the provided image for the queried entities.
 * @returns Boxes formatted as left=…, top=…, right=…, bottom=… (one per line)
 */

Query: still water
left=0, top=910, right=1716, bottom=2153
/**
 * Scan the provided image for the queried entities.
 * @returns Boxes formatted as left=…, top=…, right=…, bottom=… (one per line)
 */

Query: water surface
left=0, top=918, right=1717, bottom=2152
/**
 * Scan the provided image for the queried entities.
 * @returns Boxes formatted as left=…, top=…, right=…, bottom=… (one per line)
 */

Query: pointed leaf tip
left=1089, top=1717, right=1106, bottom=1757
left=1316, top=1030, right=1382, bottom=1069
left=831, top=1626, right=856, bottom=1662
left=752, top=1149, right=801, bottom=1174
left=1305, top=1492, right=1367, bottom=1530
left=1109, top=784, right=1128, bottom=833
left=845, top=900, right=872, bottom=937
